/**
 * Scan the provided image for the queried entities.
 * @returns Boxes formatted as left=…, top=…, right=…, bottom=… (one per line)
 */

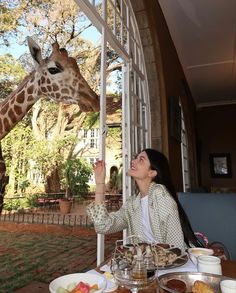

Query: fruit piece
left=103, top=272, right=113, bottom=280
left=90, top=284, right=99, bottom=292
left=56, top=287, right=69, bottom=293
left=67, top=282, right=77, bottom=291
left=69, top=288, right=81, bottom=293
left=90, top=284, right=99, bottom=290
left=76, top=281, right=90, bottom=293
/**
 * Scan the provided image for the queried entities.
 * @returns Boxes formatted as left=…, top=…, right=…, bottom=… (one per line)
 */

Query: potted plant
left=59, top=157, right=92, bottom=214
left=59, top=189, right=73, bottom=214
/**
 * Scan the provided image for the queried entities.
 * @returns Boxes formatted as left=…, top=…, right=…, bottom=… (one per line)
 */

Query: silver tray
left=158, top=272, right=235, bottom=293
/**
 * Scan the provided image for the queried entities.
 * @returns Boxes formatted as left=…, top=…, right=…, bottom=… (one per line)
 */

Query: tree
left=0, top=0, right=122, bottom=201
left=0, top=1, right=27, bottom=46
left=0, top=54, right=27, bottom=210
left=61, top=157, right=92, bottom=198
left=29, top=100, right=89, bottom=193
left=2, top=120, right=33, bottom=194
left=0, top=54, right=26, bottom=99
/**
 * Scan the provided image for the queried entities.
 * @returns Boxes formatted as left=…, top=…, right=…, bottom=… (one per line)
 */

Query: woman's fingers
left=93, top=160, right=104, bottom=170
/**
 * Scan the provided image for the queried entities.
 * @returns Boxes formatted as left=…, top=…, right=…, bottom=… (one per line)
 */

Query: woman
left=87, top=149, right=202, bottom=252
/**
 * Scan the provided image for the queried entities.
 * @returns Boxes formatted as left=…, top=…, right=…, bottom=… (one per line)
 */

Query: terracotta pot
left=59, top=199, right=72, bottom=214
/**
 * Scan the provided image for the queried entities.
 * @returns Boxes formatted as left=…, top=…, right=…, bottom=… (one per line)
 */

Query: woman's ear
left=149, top=169, right=157, bottom=179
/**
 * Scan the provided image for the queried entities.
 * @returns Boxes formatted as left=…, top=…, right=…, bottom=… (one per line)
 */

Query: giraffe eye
left=48, top=66, right=63, bottom=75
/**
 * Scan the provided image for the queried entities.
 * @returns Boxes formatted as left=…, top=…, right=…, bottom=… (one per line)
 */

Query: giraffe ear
left=27, top=36, right=43, bottom=66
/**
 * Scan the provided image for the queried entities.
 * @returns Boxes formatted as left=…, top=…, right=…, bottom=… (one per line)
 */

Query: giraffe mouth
left=78, top=94, right=100, bottom=112
left=79, top=100, right=100, bottom=112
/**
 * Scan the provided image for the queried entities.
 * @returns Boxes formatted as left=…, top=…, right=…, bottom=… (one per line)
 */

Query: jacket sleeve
left=155, top=185, right=186, bottom=252
left=86, top=201, right=128, bottom=234
left=165, top=207, right=186, bottom=252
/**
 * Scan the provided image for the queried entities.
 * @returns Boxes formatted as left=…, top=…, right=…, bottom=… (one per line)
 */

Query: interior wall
left=197, top=105, right=236, bottom=191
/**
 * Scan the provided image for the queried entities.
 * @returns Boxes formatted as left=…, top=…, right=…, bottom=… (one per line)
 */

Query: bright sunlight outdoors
left=0, top=0, right=123, bottom=208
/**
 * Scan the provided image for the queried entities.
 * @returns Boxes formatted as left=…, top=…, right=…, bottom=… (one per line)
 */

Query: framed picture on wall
left=209, top=153, right=232, bottom=178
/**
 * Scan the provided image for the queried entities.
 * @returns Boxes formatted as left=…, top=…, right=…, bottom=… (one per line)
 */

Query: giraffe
left=0, top=36, right=100, bottom=140
left=0, top=37, right=100, bottom=212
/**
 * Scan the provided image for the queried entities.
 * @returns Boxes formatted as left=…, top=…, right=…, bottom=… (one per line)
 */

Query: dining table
left=14, top=259, right=236, bottom=292
left=95, top=259, right=236, bottom=293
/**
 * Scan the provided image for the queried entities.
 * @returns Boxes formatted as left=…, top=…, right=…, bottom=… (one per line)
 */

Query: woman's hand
left=93, top=160, right=106, bottom=204
left=93, top=160, right=106, bottom=184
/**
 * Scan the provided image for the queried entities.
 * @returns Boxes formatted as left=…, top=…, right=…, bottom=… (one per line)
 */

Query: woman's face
left=128, top=151, right=156, bottom=180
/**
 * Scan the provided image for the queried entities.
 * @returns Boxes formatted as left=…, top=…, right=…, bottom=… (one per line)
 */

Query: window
left=75, top=0, right=151, bottom=264
left=89, top=157, right=99, bottom=164
left=75, top=0, right=151, bottom=165
left=180, top=101, right=190, bottom=192
left=90, top=129, right=95, bottom=138
left=90, top=138, right=95, bottom=148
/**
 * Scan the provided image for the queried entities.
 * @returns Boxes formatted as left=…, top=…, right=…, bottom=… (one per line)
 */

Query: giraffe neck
left=0, top=71, right=40, bottom=140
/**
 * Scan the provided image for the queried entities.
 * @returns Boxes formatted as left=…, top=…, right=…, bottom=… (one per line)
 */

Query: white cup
left=197, top=255, right=222, bottom=275
left=220, top=280, right=236, bottom=293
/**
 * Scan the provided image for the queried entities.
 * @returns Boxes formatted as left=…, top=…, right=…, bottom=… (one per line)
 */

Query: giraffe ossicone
left=0, top=37, right=100, bottom=140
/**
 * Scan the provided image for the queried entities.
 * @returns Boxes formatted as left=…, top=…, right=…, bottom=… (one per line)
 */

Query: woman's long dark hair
left=144, top=148, right=203, bottom=248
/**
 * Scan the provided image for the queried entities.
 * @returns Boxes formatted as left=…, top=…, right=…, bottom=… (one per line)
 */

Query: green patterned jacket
left=87, top=182, right=186, bottom=252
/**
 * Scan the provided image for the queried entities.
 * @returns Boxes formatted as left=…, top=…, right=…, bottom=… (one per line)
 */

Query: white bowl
left=49, top=273, right=107, bottom=293
left=220, top=279, right=236, bottom=293
left=187, top=247, right=214, bottom=265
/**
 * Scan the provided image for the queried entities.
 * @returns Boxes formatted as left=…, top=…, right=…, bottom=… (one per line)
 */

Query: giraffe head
left=27, top=37, right=100, bottom=112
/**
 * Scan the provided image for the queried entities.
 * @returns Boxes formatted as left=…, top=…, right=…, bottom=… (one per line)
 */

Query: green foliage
left=25, top=193, right=40, bottom=208
left=61, top=158, right=92, bottom=197
left=0, top=54, right=26, bottom=100
left=2, top=120, right=34, bottom=194
left=108, top=126, right=121, bottom=141
left=83, top=112, right=100, bottom=129
left=3, top=193, right=48, bottom=211
left=3, top=197, right=26, bottom=211
left=0, top=1, right=27, bottom=46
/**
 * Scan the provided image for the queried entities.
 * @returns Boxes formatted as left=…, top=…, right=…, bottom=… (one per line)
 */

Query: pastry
left=192, top=280, right=215, bottom=293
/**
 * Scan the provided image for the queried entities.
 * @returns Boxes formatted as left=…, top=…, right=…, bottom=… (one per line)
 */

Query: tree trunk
left=45, top=167, right=61, bottom=193
left=0, top=144, right=9, bottom=214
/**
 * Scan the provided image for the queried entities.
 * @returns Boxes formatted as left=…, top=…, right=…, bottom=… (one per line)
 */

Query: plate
left=158, top=272, right=234, bottom=293
left=158, top=247, right=188, bottom=270
left=49, top=273, right=107, bottom=293
left=112, top=243, right=188, bottom=270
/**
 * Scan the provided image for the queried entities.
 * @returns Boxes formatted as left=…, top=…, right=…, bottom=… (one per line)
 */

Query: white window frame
left=75, top=0, right=151, bottom=265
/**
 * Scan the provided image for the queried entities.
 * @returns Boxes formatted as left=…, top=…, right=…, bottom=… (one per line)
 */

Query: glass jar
left=144, top=247, right=156, bottom=278
left=132, top=247, right=147, bottom=280
left=198, top=255, right=222, bottom=275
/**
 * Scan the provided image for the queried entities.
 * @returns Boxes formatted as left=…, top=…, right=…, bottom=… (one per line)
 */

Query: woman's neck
left=136, top=179, right=153, bottom=197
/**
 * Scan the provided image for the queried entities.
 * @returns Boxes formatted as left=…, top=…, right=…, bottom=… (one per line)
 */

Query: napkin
left=99, top=264, right=112, bottom=273
left=87, top=269, right=118, bottom=292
